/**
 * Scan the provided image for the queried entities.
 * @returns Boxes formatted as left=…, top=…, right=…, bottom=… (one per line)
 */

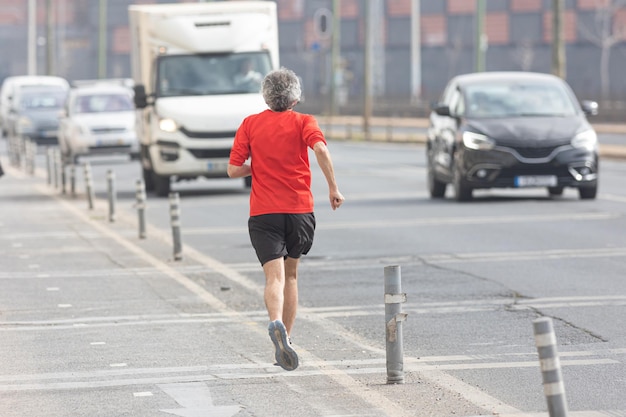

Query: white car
left=58, top=85, right=139, bottom=164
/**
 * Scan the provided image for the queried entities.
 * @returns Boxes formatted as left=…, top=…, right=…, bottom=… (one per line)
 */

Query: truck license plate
left=514, top=175, right=557, bottom=187
left=207, top=161, right=228, bottom=172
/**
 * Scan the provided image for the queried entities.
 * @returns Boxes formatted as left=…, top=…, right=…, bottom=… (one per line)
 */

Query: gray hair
left=262, top=67, right=302, bottom=112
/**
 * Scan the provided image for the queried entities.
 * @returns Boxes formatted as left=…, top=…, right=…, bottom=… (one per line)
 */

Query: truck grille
left=188, top=148, right=232, bottom=158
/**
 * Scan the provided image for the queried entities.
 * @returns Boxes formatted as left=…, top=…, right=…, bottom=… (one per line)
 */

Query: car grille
left=180, top=127, right=237, bottom=139
left=91, top=127, right=127, bottom=134
left=512, top=146, right=558, bottom=159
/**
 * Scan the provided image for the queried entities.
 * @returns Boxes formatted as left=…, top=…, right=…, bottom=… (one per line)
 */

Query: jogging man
left=227, top=67, right=344, bottom=371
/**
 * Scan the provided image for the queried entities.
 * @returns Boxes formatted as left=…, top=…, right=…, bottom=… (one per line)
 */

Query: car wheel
left=427, top=159, right=446, bottom=198
left=453, top=165, right=472, bottom=202
left=244, top=176, right=252, bottom=188
left=548, top=186, right=564, bottom=196
left=578, top=185, right=597, bottom=200
left=153, top=172, right=171, bottom=197
left=142, top=167, right=154, bottom=191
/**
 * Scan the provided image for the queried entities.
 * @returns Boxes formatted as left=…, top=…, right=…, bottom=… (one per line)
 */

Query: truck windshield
left=156, top=52, right=272, bottom=97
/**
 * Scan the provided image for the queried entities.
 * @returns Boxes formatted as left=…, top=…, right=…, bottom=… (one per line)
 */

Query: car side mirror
left=133, top=84, right=150, bottom=109
left=581, top=100, right=598, bottom=116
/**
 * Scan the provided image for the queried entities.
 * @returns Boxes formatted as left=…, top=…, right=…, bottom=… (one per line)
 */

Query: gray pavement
left=0, top=159, right=490, bottom=416
left=1, top=121, right=626, bottom=416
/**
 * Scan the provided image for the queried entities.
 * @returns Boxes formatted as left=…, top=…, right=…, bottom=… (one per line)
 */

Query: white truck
left=128, top=1, right=279, bottom=196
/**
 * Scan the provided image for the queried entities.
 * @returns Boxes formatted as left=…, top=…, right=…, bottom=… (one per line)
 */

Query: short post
left=84, top=163, right=95, bottom=210
left=46, top=147, right=53, bottom=186
left=53, top=148, right=60, bottom=189
left=70, top=164, right=76, bottom=197
left=169, top=192, right=183, bottom=261
left=135, top=179, right=147, bottom=239
left=533, top=317, right=569, bottom=417
left=25, top=139, right=35, bottom=175
left=59, top=150, right=66, bottom=194
left=384, top=265, right=407, bottom=384
left=107, top=170, right=116, bottom=222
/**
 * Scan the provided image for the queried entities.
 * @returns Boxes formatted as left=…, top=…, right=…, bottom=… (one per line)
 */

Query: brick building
left=1, top=0, right=625, bottom=116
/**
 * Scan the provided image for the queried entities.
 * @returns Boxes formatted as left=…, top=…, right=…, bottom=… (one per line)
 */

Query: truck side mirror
left=434, top=104, right=451, bottom=117
left=133, top=84, right=149, bottom=109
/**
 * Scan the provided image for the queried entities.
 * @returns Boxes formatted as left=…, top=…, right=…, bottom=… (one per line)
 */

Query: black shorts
left=248, top=213, right=316, bottom=265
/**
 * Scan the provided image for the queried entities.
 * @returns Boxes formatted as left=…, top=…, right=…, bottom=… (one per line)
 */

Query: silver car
left=58, top=84, right=139, bottom=164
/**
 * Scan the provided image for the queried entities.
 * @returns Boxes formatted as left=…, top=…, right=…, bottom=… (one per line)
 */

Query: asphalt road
left=1, top=136, right=626, bottom=417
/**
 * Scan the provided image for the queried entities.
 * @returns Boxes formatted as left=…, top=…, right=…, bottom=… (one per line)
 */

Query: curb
left=317, top=116, right=626, bottom=159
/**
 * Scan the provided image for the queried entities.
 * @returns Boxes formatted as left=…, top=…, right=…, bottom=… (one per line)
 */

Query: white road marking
left=159, top=382, right=241, bottom=417
left=180, top=212, right=620, bottom=235
left=0, top=357, right=618, bottom=392
left=133, top=391, right=153, bottom=397
left=2, top=295, right=626, bottom=331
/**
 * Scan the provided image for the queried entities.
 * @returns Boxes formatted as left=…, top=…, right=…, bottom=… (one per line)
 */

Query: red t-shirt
left=229, top=109, right=327, bottom=216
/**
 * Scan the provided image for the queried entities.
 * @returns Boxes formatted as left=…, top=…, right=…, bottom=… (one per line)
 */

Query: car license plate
left=207, top=161, right=228, bottom=172
left=514, top=175, right=557, bottom=187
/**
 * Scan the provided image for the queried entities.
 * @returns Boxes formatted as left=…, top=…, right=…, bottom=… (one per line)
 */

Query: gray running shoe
left=268, top=320, right=299, bottom=371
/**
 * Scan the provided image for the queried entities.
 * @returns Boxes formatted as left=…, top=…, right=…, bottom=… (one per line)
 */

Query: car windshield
left=19, top=89, right=66, bottom=110
left=156, top=52, right=272, bottom=97
left=465, top=81, right=578, bottom=118
left=74, top=93, right=134, bottom=113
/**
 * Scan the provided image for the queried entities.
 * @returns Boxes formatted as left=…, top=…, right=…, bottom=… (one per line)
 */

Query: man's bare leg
left=262, top=257, right=285, bottom=322
left=283, top=257, right=300, bottom=335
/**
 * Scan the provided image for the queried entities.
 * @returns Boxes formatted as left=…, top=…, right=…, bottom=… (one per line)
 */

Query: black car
left=427, top=71, right=599, bottom=201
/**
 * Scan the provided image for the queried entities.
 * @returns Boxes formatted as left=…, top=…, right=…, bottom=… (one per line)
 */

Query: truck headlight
left=462, top=131, right=495, bottom=150
left=571, top=129, right=597, bottom=151
left=158, top=117, right=179, bottom=133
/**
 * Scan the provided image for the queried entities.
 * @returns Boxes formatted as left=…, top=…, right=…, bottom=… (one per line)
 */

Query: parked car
left=427, top=71, right=599, bottom=201
left=1, top=75, right=69, bottom=138
left=7, top=83, right=69, bottom=145
left=58, top=84, right=139, bottom=164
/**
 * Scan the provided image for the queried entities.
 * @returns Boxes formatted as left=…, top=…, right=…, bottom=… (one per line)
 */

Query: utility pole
left=329, top=0, right=340, bottom=117
left=27, top=0, right=36, bottom=75
left=552, top=0, right=566, bottom=78
left=98, top=0, right=107, bottom=78
left=363, top=0, right=372, bottom=139
left=474, top=0, right=486, bottom=72
left=46, top=0, right=54, bottom=75
left=410, top=0, right=421, bottom=104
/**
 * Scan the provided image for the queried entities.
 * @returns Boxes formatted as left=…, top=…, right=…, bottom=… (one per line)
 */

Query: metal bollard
left=169, top=192, right=183, bottom=261
left=53, top=148, right=60, bottom=189
left=107, top=170, right=116, bottom=222
left=24, top=139, right=34, bottom=175
left=533, top=317, right=569, bottom=417
left=135, top=179, right=147, bottom=239
left=70, top=165, right=76, bottom=197
left=84, top=163, right=95, bottom=210
left=46, top=147, right=53, bottom=185
left=60, top=151, right=67, bottom=194
left=384, top=265, right=407, bottom=384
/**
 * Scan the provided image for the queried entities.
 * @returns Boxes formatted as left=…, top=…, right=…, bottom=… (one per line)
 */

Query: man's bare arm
left=227, top=163, right=251, bottom=178
left=313, top=141, right=344, bottom=210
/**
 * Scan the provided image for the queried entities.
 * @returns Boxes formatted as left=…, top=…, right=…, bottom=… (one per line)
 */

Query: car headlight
left=462, top=131, right=495, bottom=150
left=18, top=116, right=34, bottom=131
left=571, top=129, right=598, bottom=151
left=158, top=117, right=179, bottom=133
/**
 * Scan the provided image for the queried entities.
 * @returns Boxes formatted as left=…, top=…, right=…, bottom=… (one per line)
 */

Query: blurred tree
left=578, top=0, right=626, bottom=99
